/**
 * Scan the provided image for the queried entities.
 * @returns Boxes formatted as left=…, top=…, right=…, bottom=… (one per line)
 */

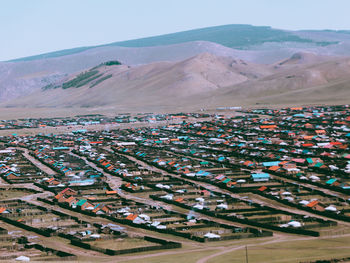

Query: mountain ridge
left=2, top=24, right=350, bottom=108
left=4, top=52, right=350, bottom=112
left=6, top=24, right=342, bottom=63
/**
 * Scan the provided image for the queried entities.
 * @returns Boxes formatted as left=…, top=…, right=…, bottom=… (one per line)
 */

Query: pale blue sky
left=1, top=0, right=350, bottom=61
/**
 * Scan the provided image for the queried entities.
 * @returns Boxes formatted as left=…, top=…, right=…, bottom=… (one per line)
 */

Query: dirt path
left=16, top=147, right=57, bottom=176
left=69, top=152, right=173, bottom=210
left=196, top=232, right=350, bottom=263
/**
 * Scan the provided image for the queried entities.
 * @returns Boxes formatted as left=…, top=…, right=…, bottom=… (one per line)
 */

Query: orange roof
left=106, top=190, right=117, bottom=194
left=0, top=207, right=6, bottom=213
left=243, top=160, right=253, bottom=166
left=65, top=196, right=76, bottom=203
left=269, top=166, right=280, bottom=171
left=260, top=125, right=277, bottom=129
left=175, top=198, right=184, bottom=202
left=302, top=143, right=314, bottom=147
left=306, top=200, right=318, bottom=208
left=303, top=136, right=314, bottom=140
left=61, top=187, right=74, bottom=194
left=126, top=214, right=138, bottom=221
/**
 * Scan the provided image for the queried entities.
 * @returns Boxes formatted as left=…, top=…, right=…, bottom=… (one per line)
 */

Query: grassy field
left=1, top=198, right=350, bottom=263
left=86, top=238, right=156, bottom=250
left=114, top=235, right=350, bottom=263
left=206, top=236, right=350, bottom=263
left=118, top=249, right=218, bottom=263
left=0, top=189, right=35, bottom=200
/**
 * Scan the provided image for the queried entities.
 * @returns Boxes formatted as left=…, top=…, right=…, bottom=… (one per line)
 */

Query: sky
left=1, top=0, right=350, bottom=61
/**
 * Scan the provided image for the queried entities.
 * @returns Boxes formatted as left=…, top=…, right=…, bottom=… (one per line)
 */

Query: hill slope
left=0, top=41, right=246, bottom=102
left=2, top=24, right=350, bottom=105
left=3, top=53, right=270, bottom=109
left=4, top=53, right=350, bottom=112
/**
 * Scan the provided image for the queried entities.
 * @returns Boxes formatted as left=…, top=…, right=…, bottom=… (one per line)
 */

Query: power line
left=245, top=245, right=249, bottom=263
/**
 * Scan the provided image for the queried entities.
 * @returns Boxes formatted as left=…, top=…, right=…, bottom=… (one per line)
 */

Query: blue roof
left=53, top=147, right=69, bottom=150
left=293, top=114, right=305, bottom=117
left=262, top=161, right=280, bottom=167
left=252, top=173, right=270, bottom=179
left=326, top=178, right=337, bottom=184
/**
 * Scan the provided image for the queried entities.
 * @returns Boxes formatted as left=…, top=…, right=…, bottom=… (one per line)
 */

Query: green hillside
left=108, top=24, right=314, bottom=48
left=9, top=24, right=336, bottom=62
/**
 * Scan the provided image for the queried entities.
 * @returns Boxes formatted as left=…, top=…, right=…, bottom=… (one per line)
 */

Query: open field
left=86, top=238, right=156, bottom=250
left=117, top=235, right=350, bottom=263
left=0, top=189, right=36, bottom=200
left=1, top=217, right=350, bottom=263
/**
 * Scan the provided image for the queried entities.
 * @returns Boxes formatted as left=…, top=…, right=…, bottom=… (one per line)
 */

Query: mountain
left=0, top=41, right=246, bottom=102
left=2, top=24, right=350, bottom=107
left=7, top=24, right=337, bottom=63
left=4, top=53, right=270, bottom=110
left=4, top=52, right=350, bottom=112
left=214, top=55, right=350, bottom=106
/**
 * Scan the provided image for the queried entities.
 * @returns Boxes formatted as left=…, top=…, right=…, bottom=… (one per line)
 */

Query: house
left=251, top=173, right=270, bottom=182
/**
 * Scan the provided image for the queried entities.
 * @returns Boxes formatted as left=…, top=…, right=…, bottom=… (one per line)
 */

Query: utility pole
left=245, top=245, right=249, bottom=263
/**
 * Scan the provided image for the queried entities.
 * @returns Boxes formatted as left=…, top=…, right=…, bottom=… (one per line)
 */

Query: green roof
left=76, top=199, right=87, bottom=206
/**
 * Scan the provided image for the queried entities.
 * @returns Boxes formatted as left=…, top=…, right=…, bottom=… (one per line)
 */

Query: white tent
left=325, top=205, right=337, bottom=212
left=288, top=221, right=302, bottom=228
left=16, top=256, right=30, bottom=261
left=299, top=200, right=310, bottom=205
left=204, top=232, right=220, bottom=238
left=216, top=203, right=228, bottom=209
left=193, top=204, right=204, bottom=210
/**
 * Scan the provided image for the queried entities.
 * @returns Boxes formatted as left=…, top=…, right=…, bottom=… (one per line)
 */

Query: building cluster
left=0, top=105, right=349, bottom=259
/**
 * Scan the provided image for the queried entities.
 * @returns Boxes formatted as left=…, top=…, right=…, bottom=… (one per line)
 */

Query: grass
left=90, top=74, right=112, bottom=88
left=119, top=249, right=218, bottom=263
left=0, top=189, right=33, bottom=200
left=87, top=238, right=156, bottom=250
left=61, top=70, right=100, bottom=89
left=114, top=235, right=350, bottom=263
left=206, top=236, right=350, bottom=263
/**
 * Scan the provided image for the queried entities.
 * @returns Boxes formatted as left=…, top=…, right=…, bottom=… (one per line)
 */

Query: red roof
left=258, top=186, right=267, bottom=192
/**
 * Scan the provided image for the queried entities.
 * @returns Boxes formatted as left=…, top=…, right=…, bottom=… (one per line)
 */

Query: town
left=0, top=105, right=349, bottom=262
